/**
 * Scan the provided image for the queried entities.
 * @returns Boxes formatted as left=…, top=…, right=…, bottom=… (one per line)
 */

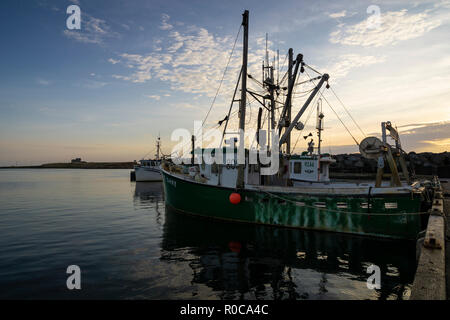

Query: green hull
left=162, top=170, right=426, bottom=240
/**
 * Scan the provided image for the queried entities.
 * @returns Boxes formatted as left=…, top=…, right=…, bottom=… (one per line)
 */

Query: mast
left=236, top=10, right=249, bottom=189
left=279, top=74, right=329, bottom=147
left=316, top=99, right=323, bottom=156
left=316, top=99, right=323, bottom=181
left=277, top=49, right=280, bottom=86
left=265, top=33, right=269, bottom=74
left=269, top=67, right=275, bottom=133
left=286, top=48, right=293, bottom=154
left=191, top=135, right=195, bottom=165
left=263, top=35, right=276, bottom=146
left=265, top=34, right=271, bottom=149
left=278, top=53, right=303, bottom=137
left=156, top=135, right=161, bottom=160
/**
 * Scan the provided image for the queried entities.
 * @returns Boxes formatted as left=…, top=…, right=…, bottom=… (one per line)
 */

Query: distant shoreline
left=1, top=151, right=449, bottom=178
left=0, top=162, right=134, bottom=169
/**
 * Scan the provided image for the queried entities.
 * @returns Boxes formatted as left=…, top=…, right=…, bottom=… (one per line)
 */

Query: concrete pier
left=410, top=179, right=446, bottom=300
left=446, top=197, right=450, bottom=299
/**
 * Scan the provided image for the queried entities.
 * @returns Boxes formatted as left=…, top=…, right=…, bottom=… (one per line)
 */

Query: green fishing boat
left=162, top=10, right=433, bottom=240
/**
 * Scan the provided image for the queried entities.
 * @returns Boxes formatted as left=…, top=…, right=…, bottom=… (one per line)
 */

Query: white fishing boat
left=134, top=137, right=162, bottom=182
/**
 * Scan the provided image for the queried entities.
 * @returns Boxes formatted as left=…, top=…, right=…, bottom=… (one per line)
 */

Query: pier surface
left=446, top=197, right=450, bottom=299
left=410, top=180, right=447, bottom=300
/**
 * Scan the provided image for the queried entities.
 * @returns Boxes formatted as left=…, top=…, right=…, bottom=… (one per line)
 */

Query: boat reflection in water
left=133, top=182, right=164, bottom=225
left=162, top=206, right=416, bottom=300
left=134, top=182, right=164, bottom=201
left=132, top=182, right=416, bottom=300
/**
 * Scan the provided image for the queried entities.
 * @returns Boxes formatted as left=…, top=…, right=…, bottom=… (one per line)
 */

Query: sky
left=0, top=0, right=449, bottom=165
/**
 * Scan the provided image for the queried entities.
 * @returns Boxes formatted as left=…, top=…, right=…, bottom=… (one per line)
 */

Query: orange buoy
left=229, top=241, right=242, bottom=253
left=229, top=192, right=241, bottom=204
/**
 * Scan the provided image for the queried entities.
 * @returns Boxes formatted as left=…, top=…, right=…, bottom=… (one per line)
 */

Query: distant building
left=71, top=158, right=84, bottom=163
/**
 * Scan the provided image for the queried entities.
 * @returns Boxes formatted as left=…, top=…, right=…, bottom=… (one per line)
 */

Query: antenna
left=316, top=98, right=324, bottom=156
left=265, top=33, right=268, bottom=76
left=277, top=49, right=279, bottom=86
left=156, top=134, right=161, bottom=160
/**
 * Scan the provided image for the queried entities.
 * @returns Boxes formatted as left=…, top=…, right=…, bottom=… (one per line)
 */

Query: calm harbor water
left=0, top=169, right=417, bottom=300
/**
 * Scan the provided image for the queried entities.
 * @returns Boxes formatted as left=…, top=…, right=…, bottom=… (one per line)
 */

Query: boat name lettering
left=166, top=177, right=177, bottom=187
left=305, top=161, right=315, bottom=167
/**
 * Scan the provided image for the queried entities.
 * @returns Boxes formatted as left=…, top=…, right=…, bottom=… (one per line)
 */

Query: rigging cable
left=304, top=63, right=366, bottom=139
left=329, top=85, right=366, bottom=138
left=245, top=96, right=254, bottom=126
left=172, top=25, right=242, bottom=159
left=201, top=24, right=242, bottom=127
left=304, top=63, right=323, bottom=76
left=292, top=87, right=323, bottom=151
left=140, top=147, right=155, bottom=160
left=305, top=70, right=360, bottom=146
left=321, top=95, right=360, bottom=146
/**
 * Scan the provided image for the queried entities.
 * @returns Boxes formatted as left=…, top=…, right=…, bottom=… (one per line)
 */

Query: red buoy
left=229, top=241, right=242, bottom=253
left=229, top=192, right=241, bottom=204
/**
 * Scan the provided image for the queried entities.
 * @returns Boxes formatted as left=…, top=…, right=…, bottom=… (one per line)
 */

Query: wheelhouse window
left=294, top=162, right=302, bottom=174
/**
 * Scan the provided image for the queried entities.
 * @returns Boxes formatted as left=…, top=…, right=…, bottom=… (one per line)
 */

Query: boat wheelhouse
left=289, top=153, right=335, bottom=184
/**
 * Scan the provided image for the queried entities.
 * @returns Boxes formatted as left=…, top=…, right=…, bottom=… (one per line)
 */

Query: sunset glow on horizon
left=1, top=0, right=449, bottom=166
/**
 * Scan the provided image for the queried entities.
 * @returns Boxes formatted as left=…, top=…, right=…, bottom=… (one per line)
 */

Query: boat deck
left=163, top=168, right=417, bottom=196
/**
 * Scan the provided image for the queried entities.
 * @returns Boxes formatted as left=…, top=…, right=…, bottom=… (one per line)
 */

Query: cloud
left=398, top=121, right=450, bottom=152
left=175, top=103, right=203, bottom=110
left=64, top=14, right=118, bottom=44
left=329, top=10, right=346, bottom=19
left=301, top=53, right=386, bottom=83
left=109, top=14, right=276, bottom=102
left=83, top=80, right=108, bottom=89
left=108, top=58, right=120, bottom=64
left=159, top=14, right=173, bottom=30
left=330, top=9, right=442, bottom=47
left=145, top=95, right=161, bottom=101
left=326, top=54, right=386, bottom=79
left=292, top=121, right=450, bottom=154
left=38, top=106, right=54, bottom=113
left=423, top=138, right=450, bottom=146
left=36, top=78, right=50, bottom=86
